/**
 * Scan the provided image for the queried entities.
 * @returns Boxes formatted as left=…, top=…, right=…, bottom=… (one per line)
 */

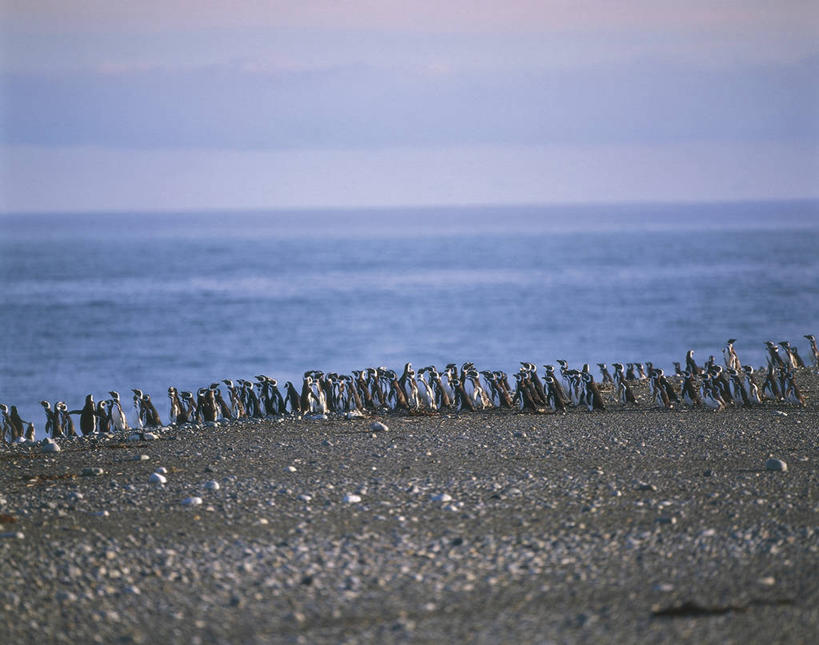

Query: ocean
left=1, top=200, right=818, bottom=436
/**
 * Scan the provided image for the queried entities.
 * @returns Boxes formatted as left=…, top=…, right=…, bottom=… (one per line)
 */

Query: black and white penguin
left=180, top=391, right=198, bottom=423
left=649, top=372, right=672, bottom=409
left=222, top=380, right=246, bottom=418
left=765, top=341, right=785, bottom=369
left=741, top=366, right=762, bottom=405
left=778, top=341, right=800, bottom=369
left=597, top=363, right=614, bottom=385
left=723, top=339, right=741, bottom=371
left=141, top=394, right=162, bottom=427
left=685, top=350, right=701, bottom=376
left=211, top=383, right=233, bottom=419
left=96, top=400, right=112, bottom=433
left=781, top=367, right=806, bottom=407
left=71, top=394, right=97, bottom=435
left=108, top=391, right=129, bottom=431
left=167, top=387, right=184, bottom=425
left=680, top=371, right=701, bottom=407
left=9, top=405, right=31, bottom=441
left=283, top=381, right=302, bottom=415
left=611, top=363, right=638, bottom=406
left=57, top=402, right=77, bottom=437
left=0, top=404, right=12, bottom=443
left=804, top=334, right=819, bottom=367
left=761, top=363, right=782, bottom=401
left=40, top=401, right=63, bottom=438
left=131, top=389, right=145, bottom=429
left=581, top=372, right=606, bottom=411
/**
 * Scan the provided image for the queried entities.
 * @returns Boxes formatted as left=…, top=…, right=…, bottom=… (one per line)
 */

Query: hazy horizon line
left=3, top=195, right=818, bottom=218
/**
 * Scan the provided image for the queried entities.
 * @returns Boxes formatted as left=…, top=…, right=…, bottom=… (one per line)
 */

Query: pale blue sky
left=1, top=1, right=817, bottom=212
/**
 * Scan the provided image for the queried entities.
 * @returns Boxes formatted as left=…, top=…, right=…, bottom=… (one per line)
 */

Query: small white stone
left=430, top=493, right=453, bottom=503
left=149, top=472, right=166, bottom=485
left=370, top=421, right=389, bottom=432
left=758, top=576, right=776, bottom=586
left=143, top=433, right=158, bottom=441
left=182, top=496, right=203, bottom=506
left=287, top=465, right=297, bottom=472
left=204, top=480, right=220, bottom=491
left=343, top=494, right=362, bottom=504
left=765, top=458, right=788, bottom=472
left=298, top=494, right=312, bottom=502
left=155, top=466, right=168, bottom=474
left=41, top=441, right=61, bottom=453
left=126, top=433, right=143, bottom=442
left=0, top=531, right=24, bottom=539
left=132, top=454, right=150, bottom=461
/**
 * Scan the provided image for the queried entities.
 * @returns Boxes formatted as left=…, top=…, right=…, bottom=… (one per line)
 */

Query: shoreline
left=1, top=373, right=817, bottom=643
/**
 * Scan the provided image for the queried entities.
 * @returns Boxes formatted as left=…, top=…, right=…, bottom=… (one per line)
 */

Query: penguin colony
left=1, top=336, right=816, bottom=444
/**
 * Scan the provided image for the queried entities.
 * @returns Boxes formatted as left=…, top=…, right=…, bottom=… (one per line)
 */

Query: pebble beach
left=1, top=374, right=817, bottom=644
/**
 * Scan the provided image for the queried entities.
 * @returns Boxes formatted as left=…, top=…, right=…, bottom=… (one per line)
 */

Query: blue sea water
left=1, top=200, right=818, bottom=435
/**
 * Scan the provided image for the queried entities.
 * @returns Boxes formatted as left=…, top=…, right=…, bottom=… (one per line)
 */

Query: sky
left=1, top=1, right=818, bottom=212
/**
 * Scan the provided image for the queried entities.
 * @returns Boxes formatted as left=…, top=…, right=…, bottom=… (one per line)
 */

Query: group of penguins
left=1, top=336, right=816, bottom=444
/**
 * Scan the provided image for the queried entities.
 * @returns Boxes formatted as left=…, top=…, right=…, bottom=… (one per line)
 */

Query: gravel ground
left=1, top=374, right=817, bottom=644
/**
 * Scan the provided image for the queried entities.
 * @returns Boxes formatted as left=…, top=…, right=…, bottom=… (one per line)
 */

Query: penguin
left=649, top=372, right=672, bottom=409
left=96, top=400, right=112, bottom=433
left=9, top=405, right=30, bottom=441
left=198, top=388, right=217, bottom=422
left=680, top=371, right=701, bottom=407
left=544, top=366, right=570, bottom=408
left=512, top=372, right=539, bottom=412
left=0, top=404, right=12, bottom=443
left=597, top=363, right=614, bottom=385
left=40, top=400, right=63, bottom=438
left=804, top=334, right=819, bottom=367
left=109, top=391, right=129, bottom=431
left=57, top=402, right=77, bottom=437
left=710, top=367, right=734, bottom=406
left=726, top=368, right=751, bottom=407
left=131, top=389, right=145, bottom=429
left=167, top=387, right=184, bottom=425
left=543, top=376, right=567, bottom=413
left=625, top=363, right=637, bottom=382
left=211, top=383, right=233, bottom=419
left=71, top=394, right=97, bottom=435
left=351, top=371, right=376, bottom=411
left=656, top=369, right=680, bottom=405
left=781, top=367, right=806, bottom=407
left=685, top=350, right=701, bottom=376
left=723, top=339, right=741, bottom=371
left=300, top=377, right=318, bottom=414
left=416, top=369, right=439, bottom=411
left=141, top=394, right=162, bottom=427
left=284, top=381, right=302, bottom=415
left=180, top=391, right=198, bottom=423
left=222, top=380, right=246, bottom=419
left=765, top=341, right=785, bottom=368
left=761, top=363, right=782, bottom=401
left=672, top=361, right=683, bottom=377
left=781, top=341, right=805, bottom=369
left=398, top=362, right=420, bottom=411
left=700, top=377, right=725, bottom=411
left=451, top=377, right=476, bottom=412
left=521, top=362, right=547, bottom=405
left=425, top=366, right=453, bottom=410
left=611, top=363, right=638, bottom=406
left=581, top=372, right=606, bottom=411
left=741, top=366, right=762, bottom=405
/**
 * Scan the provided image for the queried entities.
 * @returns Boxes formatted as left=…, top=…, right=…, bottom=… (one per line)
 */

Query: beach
left=1, top=374, right=817, bottom=644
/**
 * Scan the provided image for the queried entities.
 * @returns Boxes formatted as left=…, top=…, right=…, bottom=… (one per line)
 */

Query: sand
left=1, top=373, right=817, bottom=644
